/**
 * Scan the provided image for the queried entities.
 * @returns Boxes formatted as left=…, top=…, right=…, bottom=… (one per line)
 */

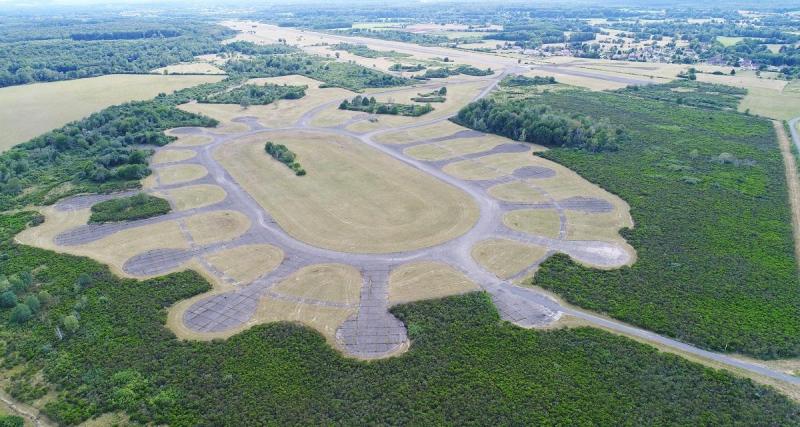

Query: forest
left=510, top=89, right=800, bottom=358
left=0, top=212, right=797, bottom=425
left=88, top=193, right=171, bottom=223
left=0, top=18, right=235, bottom=88
left=454, top=97, right=623, bottom=152
left=331, top=43, right=411, bottom=59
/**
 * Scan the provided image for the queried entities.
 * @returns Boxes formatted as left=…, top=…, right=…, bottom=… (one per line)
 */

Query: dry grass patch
left=503, top=209, right=561, bottom=239
left=272, top=264, right=362, bottom=305
left=471, top=239, right=549, bottom=279
left=388, top=261, right=478, bottom=305
left=443, top=150, right=538, bottom=180
left=374, top=120, right=466, bottom=144
left=565, top=210, right=635, bottom=261
left=310, top=107, right=362, bottom=128
left=488, top=181, right=549, bottom=203
left=0, top=74, right=223, bottom=152
left=151, top=149, right=197, bottom=164
left=156, top=164, right=208, bottom=186
left=204, top=244, right=283, bottom=283
left=403, top=135, right=511, bottom=161
left=180, top=83, right=353, bottom=129
left=166, top=133, right=213, bottom=147
left=523, top=69, right=629, bottom=91
left=183, top=210, right=250, bottom=246
left=216, top=131, right=478, bottom=253
left=247, top=75, right=323, bottom=88
left=255, top=298, right=355, bottom=346
left=160, top=184, right=226, bottom=211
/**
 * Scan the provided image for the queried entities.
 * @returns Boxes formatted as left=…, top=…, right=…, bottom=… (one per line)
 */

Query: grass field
left=0, top=74, right=223, bottom=152
left=472, top=239, right=548, bottom=279
left=215, top=131, right=478, bottom=253
left=388, top=261, right=478, bottom=304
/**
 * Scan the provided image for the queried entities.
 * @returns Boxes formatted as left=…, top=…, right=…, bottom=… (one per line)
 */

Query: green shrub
left=89, top=193, right=171, bottom=223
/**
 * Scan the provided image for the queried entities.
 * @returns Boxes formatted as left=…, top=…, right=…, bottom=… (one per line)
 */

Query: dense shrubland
left=201, top=83, right=307, bottom=105
left=516, top=89, right=800, bottom=358
left=89, top=193, right=171, bottom=223
left=501, top=75, right=557, bottom=87
left=454, top=97, right=624, bottom=152
left=617, top=80, right=747, bottom=110
left=340, top=95, right=434, bottom=116
left=0, top=212, right=796, bottom=425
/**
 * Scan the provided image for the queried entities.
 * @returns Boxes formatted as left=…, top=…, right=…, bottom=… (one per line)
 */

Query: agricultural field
left=0, top=74, right=224, bottom=151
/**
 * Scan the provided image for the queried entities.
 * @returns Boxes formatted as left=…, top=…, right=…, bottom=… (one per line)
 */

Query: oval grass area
left=215, top=130, right=479, bottom=253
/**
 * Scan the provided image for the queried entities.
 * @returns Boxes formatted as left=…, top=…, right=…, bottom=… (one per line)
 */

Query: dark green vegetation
left=496, top=88, right=800, bottom=358
left=340, top=95, right=433, bottom=117
left=501, top=75, right=557, bottom=87
left=201, top=83, right=307, bottom=106
left=334, top=28, right=451, bottom=46
left=224, top=54, right=409, bottom=91
left=0, top=212, right=797, bottom=425
left=88, top=193, right=171, bottom=223
left=332, top=43, right=411, bottom=59
left=0, top=415, right=23, bottom=427
left=454, top=97, right=623, bottom=152
left=265, top=142, right=305, bottom=176
left=0, top=17, right=235, bottom=87
left=419, top=64, right=493, bottom=80
left=617, top=80, right=747, bottom=110
left=389, top=63, right=425, bottom=72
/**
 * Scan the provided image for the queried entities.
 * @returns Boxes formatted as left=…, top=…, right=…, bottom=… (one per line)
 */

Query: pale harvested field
left=159, top=184, right=227, bottom=211
left=152, top=62, right=226, bottom=75
left=204, top=244, right=283, bottom=284
left=503, top=209, right=561, bottom=239
left=388, top=261, right=478, bottom=305
left=0, top=74, right=223, bottom=152
left=151, top=149, right=197, bottom=164
left=272, top=264, right=362, bottom=305
left=156, top=164, right=208, bottom=186
left=374, top=121, right=468, bottom=144
left=215, top=131, right=478, bottom=253
left=488, top=181, right=549, bottom=203
left=403, top=135, right=511, bottom=161
left=183, top=210, right=251, bottom=246
left=443, top=151, right=539, bottom=180
left=472, top=239, right=549, bottom=279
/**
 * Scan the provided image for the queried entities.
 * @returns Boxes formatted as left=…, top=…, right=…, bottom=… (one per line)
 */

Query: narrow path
left=775, top=120, right=800, bottom=265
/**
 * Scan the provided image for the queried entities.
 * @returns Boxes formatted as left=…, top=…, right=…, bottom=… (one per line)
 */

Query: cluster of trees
left=525, top=89, right=800, bottom=358
left=0, top=211, right=796, bottom=425
left=339, top=95, right=434, bottom=116
left=201, top=83, right=307, bottom=106
left=389, top=63, right=426, bottom=72
left=0, top=415, right=23, bottom=427
left=265, top=142, right=305, bottom=176
left=224, top=54, right=409, bottom=91
left=501, top=75, right=557, bottom=86
left=417, top=65, right=492, bottom=80
left=454, top=98, right=623, bottom=152
left=332, top=43, right=410, bottom=59
left=89, top=193, right=171, bottom=223
left=619, top=81, right=747, bottom=110
left=0, top=271, right=41, bottom=325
